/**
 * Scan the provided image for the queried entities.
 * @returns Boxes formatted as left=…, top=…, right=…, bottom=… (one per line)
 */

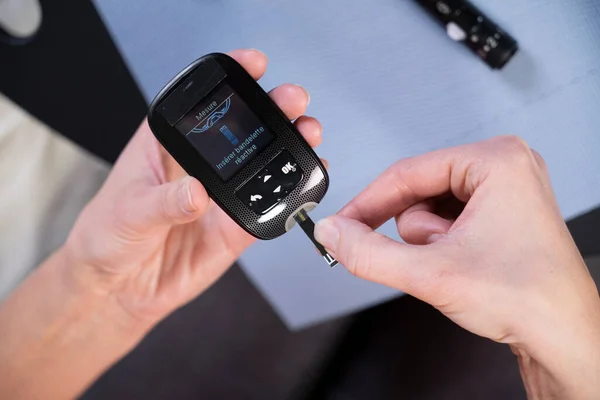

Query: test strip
left=294, top=209, right=339, bottom=268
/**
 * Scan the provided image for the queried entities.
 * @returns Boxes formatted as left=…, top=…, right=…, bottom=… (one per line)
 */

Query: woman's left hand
left=64, top=49, right=323, bottom=325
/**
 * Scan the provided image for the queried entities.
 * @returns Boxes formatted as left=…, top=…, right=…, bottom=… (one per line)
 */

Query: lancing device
left=414, top=0, right=518, bottom=69
left=148, top=53, right=338, bottom=267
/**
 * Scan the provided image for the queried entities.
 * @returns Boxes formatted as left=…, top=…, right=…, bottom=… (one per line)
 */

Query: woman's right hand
left=315, top=136, right=600, bottom=399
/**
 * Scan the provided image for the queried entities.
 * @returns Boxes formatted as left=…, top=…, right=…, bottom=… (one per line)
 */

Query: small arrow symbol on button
left=264, top=175, right=272, bottom=183
left=273, top=186, right=281, bottom=193
left=250, top=195, right=263, bottom=202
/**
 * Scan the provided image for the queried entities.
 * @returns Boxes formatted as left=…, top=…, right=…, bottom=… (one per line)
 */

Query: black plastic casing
left=148, top=53, right=329, bottom=240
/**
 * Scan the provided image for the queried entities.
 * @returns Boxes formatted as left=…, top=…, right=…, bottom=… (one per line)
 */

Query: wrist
left=512, top=343, right=600, bottom=400
left=511, top=345, right=565, bottom=399
left=512, top=297, right=600, bottom=399
left=0, top=248, right=153, bottom=399
left=53, top=245, right=154, bottom=343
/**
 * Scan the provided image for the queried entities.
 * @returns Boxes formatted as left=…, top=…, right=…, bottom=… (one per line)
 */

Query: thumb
left=314, top=215, right=442, bottom=296
left=120, top=176, right=210, bottom=233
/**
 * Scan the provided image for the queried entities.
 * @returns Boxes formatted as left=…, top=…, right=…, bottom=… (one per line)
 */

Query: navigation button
left=282, top=162, right=297, bottom=174
left=236, top=151, right=304, bottom=214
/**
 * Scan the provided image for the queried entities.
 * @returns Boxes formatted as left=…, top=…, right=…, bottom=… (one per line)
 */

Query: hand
left=0, top=49, right=324, bottom=400
left=63, top=49, right=323, bottom=325
left=314, top=136, right=600, bottom=398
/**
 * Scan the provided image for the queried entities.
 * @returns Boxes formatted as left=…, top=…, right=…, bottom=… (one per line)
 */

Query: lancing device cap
left=415, top=0, right=518, bottom=70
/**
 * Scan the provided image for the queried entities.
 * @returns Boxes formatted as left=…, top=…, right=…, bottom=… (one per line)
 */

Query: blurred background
left=2, top=0, right=600, bottom=399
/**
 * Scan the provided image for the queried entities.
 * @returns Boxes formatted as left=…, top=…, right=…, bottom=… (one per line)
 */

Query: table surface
left=94, top=0, right=600, bottom=328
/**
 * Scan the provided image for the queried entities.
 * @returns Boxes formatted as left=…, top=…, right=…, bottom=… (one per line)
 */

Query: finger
left=294, top=116, right=322, bottom=148
left=120, top=176, right=210, bottom=233
left=227, top=49, right=268, bottom=81
left=269, top=83, right=310, bottom=120
left=314, top=215, right=442, bottom=297
left=530, top=148, right=552, bottom=183
left=530, top=149, right=546, bottom=169
left=338, top=141, right=488, bottom=229
left=320, top=158, right=329, bottom=170
left=395, top=201, right=452, bottom=245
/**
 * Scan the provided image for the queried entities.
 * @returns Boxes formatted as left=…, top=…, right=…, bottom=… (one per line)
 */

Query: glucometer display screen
left=175, top=83, right=275, bottom=181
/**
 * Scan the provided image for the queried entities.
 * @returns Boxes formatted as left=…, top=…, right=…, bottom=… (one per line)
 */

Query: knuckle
left=496, top=135, right=531, bottom=156
left=345, top=241, right=366, bottom=278
left=397, top=212, right=419, bottom=240
left=344, top=235, right=375, bottom=279
left=389, top=162, right=419, bottom=201
left=489, top=135, right=538, bottom=171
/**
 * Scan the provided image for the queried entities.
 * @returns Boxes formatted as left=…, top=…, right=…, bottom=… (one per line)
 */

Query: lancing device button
left=446, top=22, right=467, bottom=41
left=236, top=151, right=304, bottom=214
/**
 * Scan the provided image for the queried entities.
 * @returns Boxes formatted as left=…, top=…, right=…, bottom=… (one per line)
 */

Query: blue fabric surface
left=94, top=0, right=600, bottom=328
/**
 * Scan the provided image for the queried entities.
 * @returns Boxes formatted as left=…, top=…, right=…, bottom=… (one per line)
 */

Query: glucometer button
left=236, top=151, right=304, bottom=214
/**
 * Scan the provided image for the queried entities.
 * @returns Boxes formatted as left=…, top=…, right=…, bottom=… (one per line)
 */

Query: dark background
left=1, top=0, right=598, bottom=398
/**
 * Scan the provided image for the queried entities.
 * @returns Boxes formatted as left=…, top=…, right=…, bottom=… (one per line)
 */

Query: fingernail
left=294, top=84, right=310, bottom=106
left=179, top=177, right=197, bottom=213
left=314, top=218, right=339, bottom=251
left=427, top=233, right=444, bottom=244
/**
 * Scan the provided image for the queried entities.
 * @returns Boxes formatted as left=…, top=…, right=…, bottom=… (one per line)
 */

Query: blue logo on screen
left=190, top=98, right=231, bottom=134
left=219, top=125, right=239, bottom=145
